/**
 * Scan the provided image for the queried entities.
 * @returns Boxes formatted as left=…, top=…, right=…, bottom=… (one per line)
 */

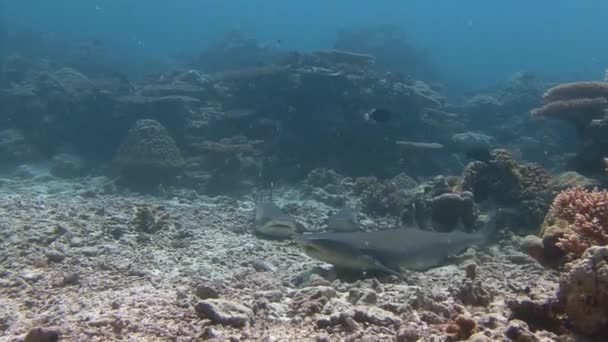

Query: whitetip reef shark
left=253, top=202, right=305, bottom=239
left=298, top=210, right=507, bottom=275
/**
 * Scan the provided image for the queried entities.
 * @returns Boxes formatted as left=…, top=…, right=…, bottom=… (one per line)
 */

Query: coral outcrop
left=461, top=149, right=553, bottom=230
left=114, top=119, right=185, bottom=188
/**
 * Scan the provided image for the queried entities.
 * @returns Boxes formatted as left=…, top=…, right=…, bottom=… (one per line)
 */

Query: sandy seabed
left=0, top=176, right=562, bottom=341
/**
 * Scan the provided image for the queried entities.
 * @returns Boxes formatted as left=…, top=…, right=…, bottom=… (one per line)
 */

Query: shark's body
left=253, top=202, right=305, bottom=239
left=327, top=208, right=359, bottom=232
left=299, top=227, right=489, bottom=275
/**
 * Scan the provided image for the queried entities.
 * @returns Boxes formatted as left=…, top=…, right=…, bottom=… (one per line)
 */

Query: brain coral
left=114, top=119, right=185, bottom=175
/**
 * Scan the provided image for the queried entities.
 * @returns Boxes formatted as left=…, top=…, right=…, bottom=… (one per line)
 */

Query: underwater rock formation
left=531, top=81, right=608, bottom=174
left=557, top=246, right=608, bottom=335
left=114, top=119, right=185, bottom=189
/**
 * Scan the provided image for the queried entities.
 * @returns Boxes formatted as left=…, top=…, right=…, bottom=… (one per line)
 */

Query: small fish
left=327, top=208, right=359, bottom=232
left=253, top=202, right=305, bottom=239
left=363, top=108, right=391, bottom=123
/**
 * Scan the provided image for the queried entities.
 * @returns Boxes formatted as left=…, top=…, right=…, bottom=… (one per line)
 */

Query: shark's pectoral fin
left=359, top=254, right=403, bottom=278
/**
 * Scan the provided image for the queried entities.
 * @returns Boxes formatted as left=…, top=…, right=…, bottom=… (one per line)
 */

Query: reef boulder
left=557, top=246, right=608, bottom=336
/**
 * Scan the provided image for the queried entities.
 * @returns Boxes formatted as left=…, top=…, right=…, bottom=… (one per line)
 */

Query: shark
left=298, top=210, right=506, bottom=275
left=253, top=202, right=306, bottom=239
left=326, top=207, right=359, bottom=232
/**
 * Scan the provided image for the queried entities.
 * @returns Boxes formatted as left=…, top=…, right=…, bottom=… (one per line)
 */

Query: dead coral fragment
left=547, top=187, right=608, bottom=261
left=132, top=205, right=170, bottom=233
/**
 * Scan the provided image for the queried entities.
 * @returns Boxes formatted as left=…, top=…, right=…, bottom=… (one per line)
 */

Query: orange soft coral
left=549, top=187, right=608, bottom=260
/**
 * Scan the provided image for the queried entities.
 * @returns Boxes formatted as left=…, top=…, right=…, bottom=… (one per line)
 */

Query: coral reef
left=0, top=43, right=458, bottom=187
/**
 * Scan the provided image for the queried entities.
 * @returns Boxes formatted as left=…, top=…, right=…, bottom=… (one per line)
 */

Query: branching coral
left=545, top=187, right=608, bottom=260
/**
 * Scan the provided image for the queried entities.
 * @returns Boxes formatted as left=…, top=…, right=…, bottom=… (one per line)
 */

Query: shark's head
left=254, top=202, right=305, bottom=238
left=257, top=219, right=301, bottom=238
left=297, top=235, right=396, bottom=274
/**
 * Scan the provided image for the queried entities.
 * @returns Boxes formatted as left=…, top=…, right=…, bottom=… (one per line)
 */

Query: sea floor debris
left=0, top=176, right=563, bottom=341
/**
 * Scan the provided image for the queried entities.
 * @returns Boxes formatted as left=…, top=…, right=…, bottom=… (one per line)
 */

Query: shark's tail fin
left=481, top=207, right=519, bottom=243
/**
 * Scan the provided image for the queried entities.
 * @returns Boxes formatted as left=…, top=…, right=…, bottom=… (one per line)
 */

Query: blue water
left=2, top=0, right=607, bottom=88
